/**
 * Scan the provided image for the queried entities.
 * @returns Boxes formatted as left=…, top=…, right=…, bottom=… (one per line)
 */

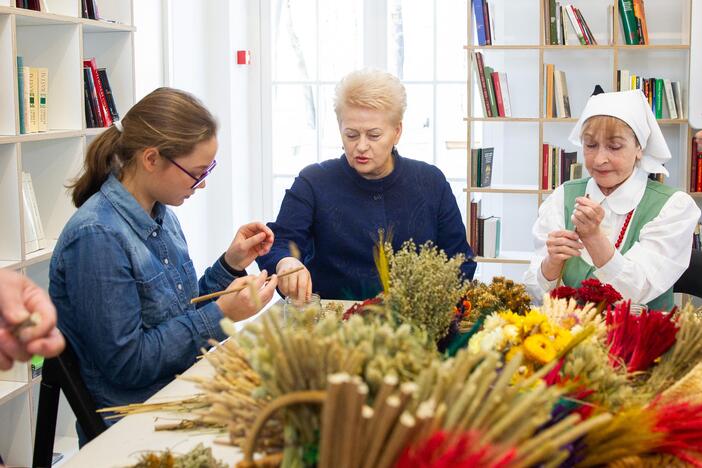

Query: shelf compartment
left=82, top=30, right=134, bottom=125
left=19, top=137, right=82, bottom=245
left=0, top=143, right=21, bottom=265
left=0, top=14, right=15, bottom=136
left=16, top=21, right=82, bottom=131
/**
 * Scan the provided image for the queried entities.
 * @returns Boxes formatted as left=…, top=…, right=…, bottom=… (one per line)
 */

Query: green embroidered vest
left=562, top=178, right=677, bottom=311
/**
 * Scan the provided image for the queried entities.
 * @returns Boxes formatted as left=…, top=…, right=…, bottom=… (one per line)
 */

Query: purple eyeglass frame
left=168, top=158, right=217, bottom=189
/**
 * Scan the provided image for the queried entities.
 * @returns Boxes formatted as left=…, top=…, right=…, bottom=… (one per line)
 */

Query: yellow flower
left=522, top=310, right=548, bottom=334
left=505, top=345, right=523, bottom=362
left=552, top=327, right=573, bottom=352
left=499, top=310, right=524, bottom=327
left=523, top=333, right=557, bottom=364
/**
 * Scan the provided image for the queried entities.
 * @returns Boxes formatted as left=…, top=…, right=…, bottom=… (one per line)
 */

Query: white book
left=554, top=70, right=566, bottom=118
left=619, top=69, right=630, bottom=91
left=558, top=70, right=571, bottom=117
left=565, top=5, right=585, bottom=45
left=28, top=68, right=39, bottom=133
left=22, top=172, right=45, bottom=250
left=498, top=72, right=512, bottom=117
left=671, top=81, right=684, bottom=119
left=556, top=4, right=563, bottom=45
left=663, top=79, right=677, bottom=119
left=483, top=217, right=501, bottom=258
left=22, top=173, right=39, bottom=253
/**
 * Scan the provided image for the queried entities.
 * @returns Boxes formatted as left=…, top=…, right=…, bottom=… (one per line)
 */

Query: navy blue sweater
left=257, top=153, right=476, bottom=300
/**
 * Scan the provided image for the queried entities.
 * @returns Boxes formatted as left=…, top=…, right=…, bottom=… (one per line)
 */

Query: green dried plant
left=386, top=240, right=468, bottom=341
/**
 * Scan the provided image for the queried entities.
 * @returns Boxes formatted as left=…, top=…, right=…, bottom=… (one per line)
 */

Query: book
left=16, top=56, right=25, bottom=134
left=574, top=6, right=597, bottom=45
left=561, top=151, right=577, bottom=183
left=37, top=67, right=48, bottom=132
left=21, top=64, right=30, bottom=133
left=97, top=68, right=120, bottom=121
left=473, top=0, right=488, bottom=46
left=483, top=0, right=492, bottom=45
left=565, top=5, right=586, bottom=45
left=632, top=0, right=649, bottom=45
left=545, top=64, right=554, bottom=118
left=619, top=0, right=641, bottom=45
left=22, top=171, right=45, bottom=253
left=663, top=79, right=677, bottom=120
left=83, top=67, right=102, bottom=127
left=480, top=147, right=494, bottom=187
left=671, top=81, right=683, bottom=119
left=654, top=78, right=663, bottom=119
left=570, top=162, right=583, bottom=180
left=484, top=66, right=499, bottom=118
left=474, top=52, right=492, bottom=117
left=482, top=217, right=501, bottom=258
left=491, top=71, right=505, bottom=117
left=471, top=149, right=479, bottom=187
left=28, top=67, right=39, bottom=133
left=549, top=0, right=557, bottom=45
left=83, top=58, right=112, bottom=127
left=31, top=355, right=44, bottom=379
left=498, top=73, right=512, bottom=117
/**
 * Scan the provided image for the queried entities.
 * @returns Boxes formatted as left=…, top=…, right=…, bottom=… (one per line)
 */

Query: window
left=264, top=0, right=469, bottom=221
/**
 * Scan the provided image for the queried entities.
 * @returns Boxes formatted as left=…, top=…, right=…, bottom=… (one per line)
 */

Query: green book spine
left=549, top=0, right=557, bottom=45
left=17, top=56, right=25, bottom=134
left=618, top=0, right=640, bottom=45
left=483, top=66, right=499, bottom=118
left=477, top=149, right=483, bottom=187
left=655, top=78, right=663, bottom=119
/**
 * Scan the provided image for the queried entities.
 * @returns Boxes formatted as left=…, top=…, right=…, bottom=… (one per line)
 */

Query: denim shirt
left=49, top=174, right=237, bottom=413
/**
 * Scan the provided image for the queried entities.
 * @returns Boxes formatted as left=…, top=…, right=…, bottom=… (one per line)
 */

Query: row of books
left=617, top=71, right=684, bottom=120
left=544, top=64, right=571, bottom=118
left=619, top=0, right=649, bottom=45
left=472, top=0, right=495, bottom=46
left=693, top=223, right=701, bottom=250
left=13, top=0, right=47, bottom=11
left=16, top=57, right=48, bottom=134
left=83, top=58, right=119, bottom=128
left=470, top=147, right=494, bottom=188
left=469, top=200, right=501, bottom=258
left=544, top=1, right=598, bottom=46
left=542, top=144, right=581, bottom=190
left=691, top=138, right=702, bottom=193
left=473, top=52, right=512, bottom=118
left=22, top=171, right=46, bottom=254
left=81, top=0, right=101, bottom=20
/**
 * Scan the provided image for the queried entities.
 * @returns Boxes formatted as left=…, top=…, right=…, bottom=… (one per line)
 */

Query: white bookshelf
left=465, top=0, right=697, bottom=283
left=0, top=1, right=135, bottom=466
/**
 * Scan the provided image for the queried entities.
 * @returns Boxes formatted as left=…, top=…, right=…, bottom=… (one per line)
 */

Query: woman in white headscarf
left=524, top=88, right=701, bottom=310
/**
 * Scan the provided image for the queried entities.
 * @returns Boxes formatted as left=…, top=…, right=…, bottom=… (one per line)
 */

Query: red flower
left=342, top=297, right=383, bottom=320
left=550, top=286, right=578, bottom=300
left=576, top=279, right=622, bottom=307
left=606, top=301, right=678, bottom=372
left=396, top=431, right=516, bottom=468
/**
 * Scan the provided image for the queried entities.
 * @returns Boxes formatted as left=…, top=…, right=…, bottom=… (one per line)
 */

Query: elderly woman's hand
left=276, top=257, right=312, bottom=302
left=541, top=230, right=583, bottom=280
left=571, top=196, right=605, bottom=239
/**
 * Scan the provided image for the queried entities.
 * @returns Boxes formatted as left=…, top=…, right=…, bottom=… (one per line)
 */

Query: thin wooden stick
left=190, top=266, right=305, bottom=304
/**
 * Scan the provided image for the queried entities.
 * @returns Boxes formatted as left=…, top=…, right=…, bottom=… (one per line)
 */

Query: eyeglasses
left=168, top=158, right=217, bottom=189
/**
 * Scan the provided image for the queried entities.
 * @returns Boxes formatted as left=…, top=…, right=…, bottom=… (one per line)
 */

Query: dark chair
left=32, top=340, right=106, bottom=468
left=674, top=249, right=702, bottom=298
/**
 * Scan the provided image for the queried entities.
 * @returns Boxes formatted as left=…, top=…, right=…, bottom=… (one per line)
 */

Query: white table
left=64, top=355, right=243, bottom=467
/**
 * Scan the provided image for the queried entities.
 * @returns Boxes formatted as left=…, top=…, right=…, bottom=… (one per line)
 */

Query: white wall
left=152, top=0, right=261, bottom=274
left=133, top=1, right=165, bottom=100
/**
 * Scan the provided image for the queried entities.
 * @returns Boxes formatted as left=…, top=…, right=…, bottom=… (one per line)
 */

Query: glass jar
left=283, top=293, right=322, bottom=323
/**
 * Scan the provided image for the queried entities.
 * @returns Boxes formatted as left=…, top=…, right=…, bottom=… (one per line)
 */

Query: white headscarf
left=568, top=89, right=671, bottom=176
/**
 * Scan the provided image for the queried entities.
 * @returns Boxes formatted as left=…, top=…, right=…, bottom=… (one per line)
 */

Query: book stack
left=81, top=0, right=100, bottom=20
left=16, top=57, right=48, bottom=135
left=22, top=171, right=45, bottom=254
left=544, top=64, right=571, bottom=118
left=470, top=147, right=494, bottom=188
left=473, top=52, right=512, bottom=118
left=472, top=0, right=494, bottom=46
left=14, top=0, right=47, bottom=11
left=544, top=1, right=598, bottom=45
left=83, top=58, right=120, bottom=128
left=617, top=71, right=684, bottom=119
left=542, top=143, right=580, bottom=190
left=691, top=137, right=702, bottom=193
left=469, top=200, right=501, bottom=258
left=619, top=0, right=649, bottom=45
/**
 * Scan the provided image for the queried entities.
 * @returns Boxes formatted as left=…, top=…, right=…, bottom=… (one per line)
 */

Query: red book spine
left=483, top=0, right=492, bottom=45
left=475, top=52, right=493, bottom=117
left=571, top=6, right=589, bottom=44
left=697, top=153, right=702, bottom=192
left=692, top=140, right=698, bottom=192
left=83, top=58, right=112, bottom=127
left=542, top=144, right=549, bottom=189
left=491, top=71, right=505, bottom=117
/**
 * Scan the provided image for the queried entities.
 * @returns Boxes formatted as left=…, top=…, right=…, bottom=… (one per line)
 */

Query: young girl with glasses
left=49, top=88, right=277, bottom=435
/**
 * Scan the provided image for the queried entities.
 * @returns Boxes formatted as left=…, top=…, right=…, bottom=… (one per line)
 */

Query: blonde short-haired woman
left=258, top=69, right=476, bottom=300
